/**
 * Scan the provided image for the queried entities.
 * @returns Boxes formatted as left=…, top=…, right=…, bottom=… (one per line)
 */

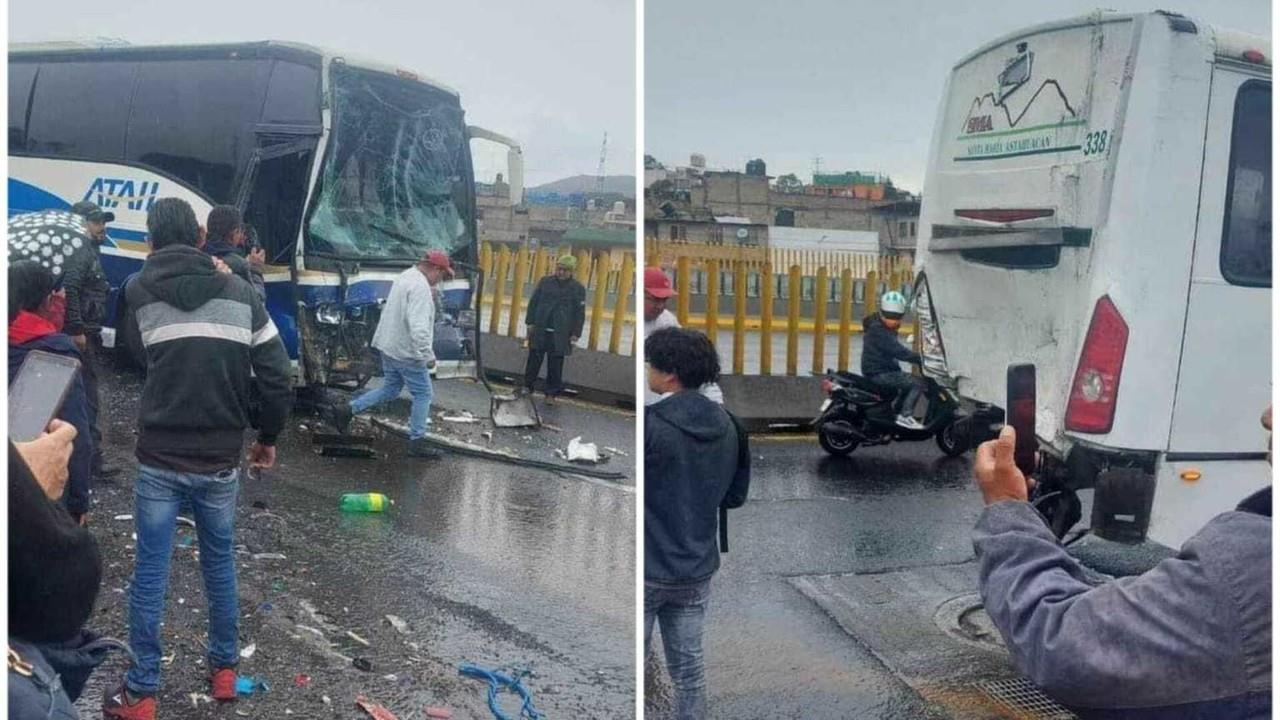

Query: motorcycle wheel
left=818, top=422, right=859, bottom=456
left=935, top=421, right=967, bottom=457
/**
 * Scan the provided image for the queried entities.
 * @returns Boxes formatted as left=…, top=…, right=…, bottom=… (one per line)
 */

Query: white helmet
left=880, top=290, right=908, bottom=316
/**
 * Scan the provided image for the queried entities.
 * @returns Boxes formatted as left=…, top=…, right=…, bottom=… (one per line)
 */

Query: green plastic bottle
left=340, top=493, right=392, bottom=513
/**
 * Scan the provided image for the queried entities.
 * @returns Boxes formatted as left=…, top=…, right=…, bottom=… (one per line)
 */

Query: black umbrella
left=7, top=209, right=95, bottom=284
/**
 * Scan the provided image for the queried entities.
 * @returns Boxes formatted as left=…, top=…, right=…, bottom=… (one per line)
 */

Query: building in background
left=645, top=155, right=920, bottom=258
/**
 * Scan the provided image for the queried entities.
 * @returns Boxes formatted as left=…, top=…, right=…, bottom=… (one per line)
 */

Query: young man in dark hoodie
left=9, top=259, right=95, bottom=525
left=645, top=327, right=749, bottom=720
left=203, top=205, right=266, bottom=301
left=861, top=290, right=926, bottom=430
left=103, top=198, right=292, bottom=720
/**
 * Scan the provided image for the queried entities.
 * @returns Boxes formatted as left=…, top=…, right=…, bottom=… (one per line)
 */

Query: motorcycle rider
left=861, top=291, right=926, bottom=430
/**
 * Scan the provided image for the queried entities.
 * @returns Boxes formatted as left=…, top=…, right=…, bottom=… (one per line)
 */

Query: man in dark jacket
left=973, top=410, right=1271, bottom=718
left=103, top=198, right=292, bottom=720
left=9, top=260, right=95, bottom=525
left=10, top=424, right=116, bottom=718
left=645, top=327, right=749, bottom=720
left=523, top=254, right=586, bottom=399
left=861, top=290, right=925, bottom=430
left=204, top=205, right=266, bottom=300
left=68, top=200, right=119, bottom=483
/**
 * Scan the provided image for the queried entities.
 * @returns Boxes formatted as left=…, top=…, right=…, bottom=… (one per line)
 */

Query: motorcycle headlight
left=315, top=304, right=343, bottom=325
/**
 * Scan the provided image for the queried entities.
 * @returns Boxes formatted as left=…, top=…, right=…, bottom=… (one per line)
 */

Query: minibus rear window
left=1220, top=81, right=1271, bottom=288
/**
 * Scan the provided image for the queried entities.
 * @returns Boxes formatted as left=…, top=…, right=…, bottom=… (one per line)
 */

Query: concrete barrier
left=480, top=333, right=635, bottom=408
left=717, top=374, right=825, bottom=431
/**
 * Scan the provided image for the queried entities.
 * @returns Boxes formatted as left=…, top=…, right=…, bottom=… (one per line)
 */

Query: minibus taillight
left=954, top=208, right=1055, bottom=223
left=1065, top=296, right=1128, bottom=434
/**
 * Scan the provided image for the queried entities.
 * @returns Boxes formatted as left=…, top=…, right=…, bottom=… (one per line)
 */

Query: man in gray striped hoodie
left=104, top=198, right=292, bottom=720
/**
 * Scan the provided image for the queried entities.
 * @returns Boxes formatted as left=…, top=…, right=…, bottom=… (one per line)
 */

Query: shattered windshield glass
left=307, top=64, right=471, bottom=263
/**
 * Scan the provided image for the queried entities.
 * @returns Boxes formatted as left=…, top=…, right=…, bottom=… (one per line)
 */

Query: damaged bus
left=8, top=40, right=523, bottom=388
left=912, top=12, right=1270, bottom=547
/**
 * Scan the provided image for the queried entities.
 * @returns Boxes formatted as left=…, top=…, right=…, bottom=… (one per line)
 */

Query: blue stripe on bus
left=8, top=178, right=72, bottom=215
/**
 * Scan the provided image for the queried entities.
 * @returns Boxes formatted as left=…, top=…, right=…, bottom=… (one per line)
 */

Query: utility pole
left=595, top=132, right=608, bottom=196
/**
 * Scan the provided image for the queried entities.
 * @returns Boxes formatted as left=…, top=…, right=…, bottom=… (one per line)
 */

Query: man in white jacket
left=329, top=250, right=451, bottom=458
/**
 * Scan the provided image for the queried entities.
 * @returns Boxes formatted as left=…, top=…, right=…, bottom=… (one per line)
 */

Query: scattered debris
left=114, top=514, right=133, bottom=521
left=189, top=693, right=213, bottom=708
left=552, top=449, right=567, bottom=459
left=295, top=624, right=326, bottom=639
left=162, top=653, right=176, bottom=666
left=355, top=695, right=399, bottom=720
left=293, top=674, right=311, bottom=688
left=176, top=516, right=196, bottom=528
left=372, top=419, right=627, bottom=480
left=346, top=630, right=371, bottom=647
left=239, top=643, right=256, bottom=659
left=177, top=535, right=196, bottom=548
left=235, top=677, right=267, bottom=696
left=482, top=431, right=494, bottom=442
left=541, top=422, right=563, bottom=432
left=460, top=664, right=544, bottom=720
left=385, top=615, right=409, bottom=634
left=566, top=437, right=602, bottom=464
left=252, top=553, right=287, bottom=561
left=322, top=695, right=332, bottom=706
left=425, top=707, right=453, bottom=719
left=177, top=598, right=185, bottom=605
left=440, top=410, right=480, bottom=423
left=382, top=674, right=397, bottom=682
left=353, top=657, right=374, bottom=672
left=602, top=447, right=628, bottom=457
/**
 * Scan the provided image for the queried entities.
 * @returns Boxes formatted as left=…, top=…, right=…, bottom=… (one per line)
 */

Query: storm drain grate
left=978, top=678, right=1076, bottom=719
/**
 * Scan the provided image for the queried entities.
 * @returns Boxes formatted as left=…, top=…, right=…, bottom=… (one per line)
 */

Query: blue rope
left=459, top=664, right=545, bottom=720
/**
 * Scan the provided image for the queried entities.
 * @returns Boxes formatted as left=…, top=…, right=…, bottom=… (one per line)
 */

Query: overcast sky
left=646, top=0, right=1270, bottom=193
left=9, top=0, right=635, bottom=187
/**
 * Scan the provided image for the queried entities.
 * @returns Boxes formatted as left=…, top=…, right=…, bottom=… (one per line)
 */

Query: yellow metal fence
left=477, top=241, right=637, bottom=356
left=647, top=251, right=917, bottom=376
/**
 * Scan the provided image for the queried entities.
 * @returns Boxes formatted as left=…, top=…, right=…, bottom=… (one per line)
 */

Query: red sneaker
left=102, top=685, right=156, bottom=720
left=210, top=667, right=238, bottom=702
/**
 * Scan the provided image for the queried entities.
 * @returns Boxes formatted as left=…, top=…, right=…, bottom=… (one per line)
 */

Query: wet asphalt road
left=646, top=433, right=1173, bottom=720
left=686, top=436, right=976, bottom=720
left=79, top=366, right=635, bottom=719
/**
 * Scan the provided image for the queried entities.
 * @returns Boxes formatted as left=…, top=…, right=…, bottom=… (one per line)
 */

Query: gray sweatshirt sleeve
left=407, top=281, right=436, bottom=364
left=974, top=501, right=1247, bottom=709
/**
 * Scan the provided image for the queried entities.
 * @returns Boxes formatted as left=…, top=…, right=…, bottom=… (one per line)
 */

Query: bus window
left=1220, top=81, right=1271, bottom=288
left=127, top=59, right=272, bottom=203
left=9, top=63, right=37, bottom=151
left=261, top=61, right=322, bottom=126
left=243, top=142, right=316, bottom=266
left=27, top=61, right=136, bottom=161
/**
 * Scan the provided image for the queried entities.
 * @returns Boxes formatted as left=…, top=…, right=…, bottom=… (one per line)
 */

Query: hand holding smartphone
left=10, top=350, right=81, bottom=443
left=1006, top=364, right=1037, bottom=478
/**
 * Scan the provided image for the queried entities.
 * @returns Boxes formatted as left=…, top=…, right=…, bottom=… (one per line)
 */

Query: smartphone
left=1006, top=363, right=1037, bottom=476
left=9, top=350, right=81, bottom=443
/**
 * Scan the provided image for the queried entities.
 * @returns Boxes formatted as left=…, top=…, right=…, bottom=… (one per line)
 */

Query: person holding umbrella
left=523, top=254, right=586, bottom=401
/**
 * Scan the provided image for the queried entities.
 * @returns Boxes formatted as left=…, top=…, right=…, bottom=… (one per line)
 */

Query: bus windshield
left=306, top=64, right=472, bottom=265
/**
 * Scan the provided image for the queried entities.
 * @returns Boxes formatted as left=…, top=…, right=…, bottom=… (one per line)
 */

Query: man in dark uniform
left=68, top=200, right=119, bottom=482
left=523, top=254, right=586, bottom=400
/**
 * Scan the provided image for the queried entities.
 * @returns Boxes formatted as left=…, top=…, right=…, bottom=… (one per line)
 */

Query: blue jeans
left=127, top=464, right=240, bottom=695
left=351, top=353, right=434, bottom=439
left=645, top=580, right=711, bottom=720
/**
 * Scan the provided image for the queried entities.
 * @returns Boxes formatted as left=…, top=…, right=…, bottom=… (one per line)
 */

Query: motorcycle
left=814, top=369, right=1000, bottom=458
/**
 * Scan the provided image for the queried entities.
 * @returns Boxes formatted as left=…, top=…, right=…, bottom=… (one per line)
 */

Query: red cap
left=423, top=250, right=454, bottom=277
left=644, top=267, right=676, bottom=298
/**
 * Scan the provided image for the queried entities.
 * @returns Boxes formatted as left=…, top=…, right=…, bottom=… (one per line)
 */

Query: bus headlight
left=315, top=304, right=343, bottom=325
